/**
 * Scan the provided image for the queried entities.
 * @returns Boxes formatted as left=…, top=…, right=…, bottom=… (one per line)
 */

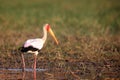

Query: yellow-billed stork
left=20, top=24, right=58, bottom=71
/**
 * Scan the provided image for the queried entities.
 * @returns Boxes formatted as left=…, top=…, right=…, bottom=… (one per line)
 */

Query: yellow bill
left=49, top=28, right=59, bottom=45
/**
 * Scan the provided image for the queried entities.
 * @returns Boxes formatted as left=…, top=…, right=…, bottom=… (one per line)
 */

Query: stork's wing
left=24, top=38, right=44, bottom=50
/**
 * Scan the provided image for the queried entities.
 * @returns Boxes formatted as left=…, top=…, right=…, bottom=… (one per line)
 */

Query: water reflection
left=33, top=70, right=36, bottom=80
left=0, top=68, right=47, bottom=80
left=22, top=70, right=36, bottom=80
left=1, top=68, right=47, bottom=72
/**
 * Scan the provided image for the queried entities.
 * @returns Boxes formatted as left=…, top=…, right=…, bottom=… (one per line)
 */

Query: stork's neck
left=42, top=26, right=47, bottom=43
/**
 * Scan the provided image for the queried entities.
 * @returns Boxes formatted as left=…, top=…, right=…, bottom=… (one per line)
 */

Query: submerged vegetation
left=0, top=0, right=120, bottom=79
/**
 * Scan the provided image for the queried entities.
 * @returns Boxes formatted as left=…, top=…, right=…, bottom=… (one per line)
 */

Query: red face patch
left=46, top=24, right=50, bottom=31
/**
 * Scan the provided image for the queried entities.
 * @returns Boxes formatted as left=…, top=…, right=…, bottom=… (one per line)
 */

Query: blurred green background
left=0, top=0, right=120, bottom=36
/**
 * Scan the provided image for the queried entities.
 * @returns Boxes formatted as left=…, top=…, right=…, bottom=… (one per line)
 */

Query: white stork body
left=23, top=39, right=44, bottom=55
left=20, top=24, right=58, bottom=72
left=24, top=39, right=44, bottom=49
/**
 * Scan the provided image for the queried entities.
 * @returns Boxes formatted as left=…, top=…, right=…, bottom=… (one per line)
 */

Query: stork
left=20, top=24, right=58, bottom=72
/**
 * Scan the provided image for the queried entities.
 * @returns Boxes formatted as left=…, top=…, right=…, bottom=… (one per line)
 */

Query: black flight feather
left=19, top=46, right=39, bottom=52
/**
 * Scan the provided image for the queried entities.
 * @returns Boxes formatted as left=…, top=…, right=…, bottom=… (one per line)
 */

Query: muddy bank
left=0, top=35, right=120, bottom=79
left=0, top=53, right=120, bottom=79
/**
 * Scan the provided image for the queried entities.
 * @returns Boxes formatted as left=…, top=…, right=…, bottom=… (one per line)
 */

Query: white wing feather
left=24, top=38, right=44, bottom=50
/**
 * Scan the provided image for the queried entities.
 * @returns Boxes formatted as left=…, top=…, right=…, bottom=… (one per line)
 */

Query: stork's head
left=45, top=24, right=59, bottom=45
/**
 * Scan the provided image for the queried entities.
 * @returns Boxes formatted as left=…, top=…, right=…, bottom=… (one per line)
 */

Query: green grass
left=0, top=0, right=120, bottom=79
left=0, top=0, right=120, bottom=35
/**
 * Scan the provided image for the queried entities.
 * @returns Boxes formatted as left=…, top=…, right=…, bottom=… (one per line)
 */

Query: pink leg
left=33, top=68, right=36, bottom=80
left=21, top=53, right=25, bottom=72
left=33, top=54, right=37, bottom=79
left=34, top=54, right=37, bottom=71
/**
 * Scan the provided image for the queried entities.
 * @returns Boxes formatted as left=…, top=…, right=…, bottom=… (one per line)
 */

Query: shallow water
left=0, top=68, right=47, bottom=80
left=0, top=68, right=47, bottom=72
left=0, top=66, right=119, bottom=80
left=0, top=59, right=120, bottom=80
